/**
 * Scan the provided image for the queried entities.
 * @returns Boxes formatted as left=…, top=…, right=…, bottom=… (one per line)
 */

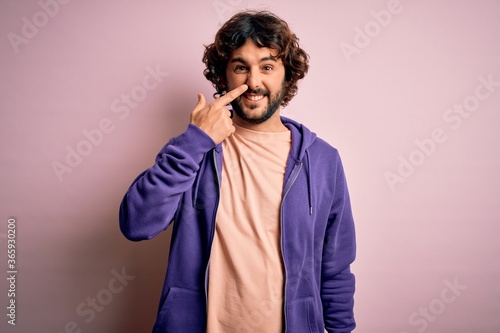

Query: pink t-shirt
left=206, top=123, right=291, bottom=333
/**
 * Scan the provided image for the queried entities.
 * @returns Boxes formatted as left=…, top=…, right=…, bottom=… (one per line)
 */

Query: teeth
left=247, top=94, right=264, bottom=101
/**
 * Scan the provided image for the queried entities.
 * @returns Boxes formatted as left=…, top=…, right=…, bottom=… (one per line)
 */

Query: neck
left=232, top=114, right=287, bottom=132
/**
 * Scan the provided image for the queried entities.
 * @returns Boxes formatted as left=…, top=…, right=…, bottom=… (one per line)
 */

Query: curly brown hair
left=202, top=11, right=309, bottom=107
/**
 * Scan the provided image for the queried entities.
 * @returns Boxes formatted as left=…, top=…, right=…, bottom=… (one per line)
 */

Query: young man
left=119, top=10, right=356, bottom=333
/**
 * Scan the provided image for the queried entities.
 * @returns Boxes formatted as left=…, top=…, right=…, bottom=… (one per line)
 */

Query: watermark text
left=7, top=0, right=73, bottom=54
left=6, top=218, right=17, bottom=326
left=51, top=65, right=169, bottom=182
left=385, top=74, right=499, bottom=192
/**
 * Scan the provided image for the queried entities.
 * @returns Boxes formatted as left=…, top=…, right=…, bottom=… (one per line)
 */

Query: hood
left=281, top=116, right=317, bottom=162
left=281, top=116, right=317, bottom=215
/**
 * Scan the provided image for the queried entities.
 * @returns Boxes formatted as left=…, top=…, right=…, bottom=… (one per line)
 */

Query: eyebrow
left=229, top=56, right=278, bottom=64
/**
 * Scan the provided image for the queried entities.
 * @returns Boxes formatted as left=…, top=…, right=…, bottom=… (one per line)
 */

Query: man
left=119, top=10, right=356, bottom=333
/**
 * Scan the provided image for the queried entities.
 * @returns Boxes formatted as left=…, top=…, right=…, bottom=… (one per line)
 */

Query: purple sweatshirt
left=119, top=116, right=356, bottom=332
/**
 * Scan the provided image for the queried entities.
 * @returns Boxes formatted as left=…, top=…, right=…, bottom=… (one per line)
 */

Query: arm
left=322, top=156, right=356, bottom=333
left=119, top=124, right=216, bottom=241
left=119, top=84, right=249, bottom=241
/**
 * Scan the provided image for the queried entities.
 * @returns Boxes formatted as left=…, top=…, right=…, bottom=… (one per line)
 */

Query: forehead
left=229, top=39, right=280, bottom=62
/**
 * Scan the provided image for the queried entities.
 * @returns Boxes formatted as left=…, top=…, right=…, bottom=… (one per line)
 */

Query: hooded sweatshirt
left=119, top=116, right=356, bottom=333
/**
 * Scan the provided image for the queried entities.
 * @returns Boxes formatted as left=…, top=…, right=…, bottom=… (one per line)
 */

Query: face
left=225, top=39, right=286, bottom=125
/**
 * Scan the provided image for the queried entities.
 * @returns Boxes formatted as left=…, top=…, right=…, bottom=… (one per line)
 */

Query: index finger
left=214, top=84, right=248, bottom=106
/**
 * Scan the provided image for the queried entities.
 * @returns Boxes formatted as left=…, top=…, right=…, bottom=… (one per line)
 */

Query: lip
left=244, top=93, right=265, bottom=102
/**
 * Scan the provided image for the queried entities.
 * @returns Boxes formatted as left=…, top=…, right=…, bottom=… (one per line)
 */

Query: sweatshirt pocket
left=153, top=287, right=204, bottom=333
left=286, top=297, right=320, bottom=333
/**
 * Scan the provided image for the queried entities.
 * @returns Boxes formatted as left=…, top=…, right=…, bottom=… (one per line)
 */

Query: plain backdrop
left=1, top=0, right=499, bottom=332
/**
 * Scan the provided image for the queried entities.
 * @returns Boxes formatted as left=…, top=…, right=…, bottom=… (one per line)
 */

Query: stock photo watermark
left=340, top=0, right=418, bottom=63
left=384, top=74, right=499, bottom=192
left=5, top=218, right=17, bottom=326
left=7, top=0, right=73, bottom=54
left=49, top=267, right=135, bottom=333
left=400, top=278, right=467, bottom=333
left=213, top=0, right=245, bottom=22
left=212, top=0, right=274, bottom=23
left=51, top=65, right=169, bottom=183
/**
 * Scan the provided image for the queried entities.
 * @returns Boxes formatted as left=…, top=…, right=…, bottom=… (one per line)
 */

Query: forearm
left=322, top=268, right=356, bottom=332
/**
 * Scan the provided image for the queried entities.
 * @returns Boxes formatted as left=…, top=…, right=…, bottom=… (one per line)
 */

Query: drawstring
left=305, top=149, right=313, bottom=215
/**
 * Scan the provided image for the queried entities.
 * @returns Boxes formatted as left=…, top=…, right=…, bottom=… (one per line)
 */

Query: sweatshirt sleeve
left=119, top=124, right=216, bottom=241
left=321, top=154, right=356, bottom=332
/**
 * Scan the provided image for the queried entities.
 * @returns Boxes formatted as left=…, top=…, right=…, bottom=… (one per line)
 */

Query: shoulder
left=309, top=136, right=340, bottom=160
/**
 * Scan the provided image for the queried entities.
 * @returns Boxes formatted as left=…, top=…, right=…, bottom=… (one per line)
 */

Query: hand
left=190, top=84, right=248, bottom=144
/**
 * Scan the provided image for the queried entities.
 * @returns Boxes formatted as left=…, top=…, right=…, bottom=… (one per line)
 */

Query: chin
left=236, top=108, right=278, bottom=125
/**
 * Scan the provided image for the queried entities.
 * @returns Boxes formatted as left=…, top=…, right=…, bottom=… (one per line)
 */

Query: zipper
left=204, top=149, right=221, bottom=314
left=280, top=161, right=303, bottom=333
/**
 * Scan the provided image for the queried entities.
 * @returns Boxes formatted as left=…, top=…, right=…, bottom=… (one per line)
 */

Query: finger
left=194, top=93, right=206, bottom=112
left=214, top=84, right=248, bottom=107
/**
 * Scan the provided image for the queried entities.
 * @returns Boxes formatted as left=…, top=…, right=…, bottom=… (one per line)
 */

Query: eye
left=262, top=65, right=273, bottom=71
left=234, top=65, right=248, bottom=73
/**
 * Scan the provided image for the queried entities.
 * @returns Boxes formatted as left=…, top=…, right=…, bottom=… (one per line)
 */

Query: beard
left=230, top=80, right=286, bottom=124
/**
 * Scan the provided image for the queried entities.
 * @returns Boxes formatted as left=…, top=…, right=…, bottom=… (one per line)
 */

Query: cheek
left=272, top=69, right=286, bottom=88
left=226, top=74, right=245, bottom=87
left=271, top=76, right=286, bottom=92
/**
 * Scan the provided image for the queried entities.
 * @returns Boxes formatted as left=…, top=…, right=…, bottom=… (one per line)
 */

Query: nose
left=245, top=70, right=261, bottom=90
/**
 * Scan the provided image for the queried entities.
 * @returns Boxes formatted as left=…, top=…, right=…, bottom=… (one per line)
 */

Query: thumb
left=195, top=93, right=206, bottom=110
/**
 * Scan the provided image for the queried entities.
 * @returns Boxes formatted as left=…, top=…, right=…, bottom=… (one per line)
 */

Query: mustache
left=244, top=88, right=270, bottom=95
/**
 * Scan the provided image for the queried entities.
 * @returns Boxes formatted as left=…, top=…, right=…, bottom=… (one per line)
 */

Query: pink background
left=1, top=0, right=499, bottom=332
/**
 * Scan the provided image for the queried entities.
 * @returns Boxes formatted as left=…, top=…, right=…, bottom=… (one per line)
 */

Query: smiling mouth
left=244, top=93, right=265, bottom=102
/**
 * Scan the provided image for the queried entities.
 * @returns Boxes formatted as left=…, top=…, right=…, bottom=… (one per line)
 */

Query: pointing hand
left=190, top=84, right=248, bottom=144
